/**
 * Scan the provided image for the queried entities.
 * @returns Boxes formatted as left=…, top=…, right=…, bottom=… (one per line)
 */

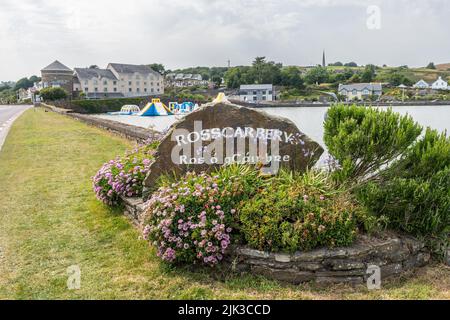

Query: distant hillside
left=436, top=63, right=450, bottom=71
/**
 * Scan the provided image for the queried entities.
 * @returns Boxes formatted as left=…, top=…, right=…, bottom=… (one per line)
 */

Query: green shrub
left=40, top=87, right=68, bottom=101
left=358, top=167, right=450, bottom=240
left=239, top=170, right=369, bottom=252
left=70, top=97, right=146, bottom=113
left=324, top=104, right=422, bottom=184
left=384, top=128, right=450, bottom=180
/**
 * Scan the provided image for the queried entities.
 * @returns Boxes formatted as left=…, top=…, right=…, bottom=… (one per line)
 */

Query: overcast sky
left=0, top=0, right=449, bottom=81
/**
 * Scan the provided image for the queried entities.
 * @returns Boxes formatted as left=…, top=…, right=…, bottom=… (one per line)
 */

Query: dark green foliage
left=384, top=128, right=450, bottom=180
left=39, top=87, right=68, bottom=101
left=344, top=62, right=358, bottom=67
left=361, top=64, right=376, bottom=82
left=324, top=104, right=422, bottom=183
left=388, top=73, right=414, bottom=86
left=304, top=66, right=330, bottom=85
left=14, top=77, right=35, bottom=91
left=358, top=167, right=450, bottom=239
left=325, top=104, right=449, bottom=253
left=68, top=97, right=146, bottom=113
left=280, top=66, right=304, bottom=88
left=148, top=63, right=165, bottom=74
left=239, top=170, right=366, bottom=252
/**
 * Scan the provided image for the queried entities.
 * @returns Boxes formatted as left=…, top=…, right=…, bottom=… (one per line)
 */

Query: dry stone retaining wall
left=228, top=235, right=430, bottom=285
left=121, top=195, right=430, bottom=285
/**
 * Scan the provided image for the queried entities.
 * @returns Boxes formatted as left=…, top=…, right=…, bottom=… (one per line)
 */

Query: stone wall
left=41, top=103, right=161, bottom=143
left=228, top=235, right=430, bottom=285
left=120, top=195, right=430, bottom=285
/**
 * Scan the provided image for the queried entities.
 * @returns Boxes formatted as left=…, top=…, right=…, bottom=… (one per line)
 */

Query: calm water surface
left=95, top=105, right=450, bottom=150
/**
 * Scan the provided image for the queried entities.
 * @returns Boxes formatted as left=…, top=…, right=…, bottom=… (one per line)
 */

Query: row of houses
left=337, top=76, right=449, bottom=101
left=35, top=60, right=165, bottom=100
left=413, top=77, right=448, bottom=90
left=165, top=73, right=210, bottom=87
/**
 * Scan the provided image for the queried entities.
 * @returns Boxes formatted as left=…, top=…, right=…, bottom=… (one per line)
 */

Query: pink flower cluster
left=142, top=171, right=234, bottom=267
left=92, top=154, right=152, bottom=206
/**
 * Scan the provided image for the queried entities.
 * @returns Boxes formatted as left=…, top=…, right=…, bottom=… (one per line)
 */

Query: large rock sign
left=143, top=101, right=324, bottom=196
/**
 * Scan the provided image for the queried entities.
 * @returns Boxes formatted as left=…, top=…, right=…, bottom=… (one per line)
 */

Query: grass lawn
left=0, top=108, right=448, bottom=300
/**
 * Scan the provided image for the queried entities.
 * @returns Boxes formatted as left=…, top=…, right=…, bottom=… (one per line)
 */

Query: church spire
left=322, top=50, right=326, bottom=67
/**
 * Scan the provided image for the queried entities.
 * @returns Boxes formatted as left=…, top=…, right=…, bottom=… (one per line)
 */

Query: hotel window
left=128, top=81, right=132, bottom=86
left=136, top=75, right=140, bottom=80
left=352, top=89, right=357, bottom=95
left=253, top=91, right=257, bottom=95
left=262, top=90, right=266, bottom=95
left=137, top=88, right=140, bottom=93
left=113, top=81, right=117, bottom=85
left=93, top=80, right=98, bottom=85
left=253, top=96, right=257, bottom=101
left=129, top=88, right=132, bottom=92
left=157, top=82, right=160, bottom=86
left=84, top=80, right=88, bottom=85
left=113, top=88, right=117, bottom=92
left=104, top=88, right=108, bottom=92
left=94, top=87, right=98, bottom=92
left=157, top=88, right=160, bottom=92
left=103, top=80, right=108, bottom=85
left=144, top=82, right=147, bottom=85
left=144, top=88, right=147, bottom=92
left=262, top=96, right=266, bottom=100
left=151, top=88, right=154, bottom=93
left=84, top=88, right=88, bottom=92
left=136, top=81, right=140, bottom=86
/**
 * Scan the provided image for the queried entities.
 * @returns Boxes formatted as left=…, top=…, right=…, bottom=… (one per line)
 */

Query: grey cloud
left=0, top=0, right=449, bottom=80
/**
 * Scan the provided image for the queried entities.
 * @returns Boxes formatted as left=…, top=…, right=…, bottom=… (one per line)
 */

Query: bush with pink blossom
left=142, top=166, right=265, bottom=266
left=92, top=144, right=155, bottom=206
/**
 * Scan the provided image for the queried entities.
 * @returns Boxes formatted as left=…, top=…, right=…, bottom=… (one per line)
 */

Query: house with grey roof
left=239, top=84, right=274, bottom=102
left=107, top=63, right=164, bottom=97
left=338, top=83, right=382, bottom=101
left=39, top=61, right=165, bottom=99
left=413, top=79, right=430, bottom=89
left=74, top=67, right=123, bottom=99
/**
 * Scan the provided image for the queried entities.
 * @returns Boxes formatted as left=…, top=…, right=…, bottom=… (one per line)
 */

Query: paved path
left=0, top=105, right=31, bottom=151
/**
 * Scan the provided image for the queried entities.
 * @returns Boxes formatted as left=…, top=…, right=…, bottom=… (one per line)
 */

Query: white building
left=74, top=67, right=123, bottom=99
left=431, top=76, right=448, bottom=90
left=413, top=79, right=429, bottom=89
left=239, top=84, right=274, bottom=102
left=165, top=73, right=209, bottom=87
left=107, top=63, right=164, bottom=97
left=338, top=83, right=382, bottom=101
left=72, top=63, right=164, bottom=99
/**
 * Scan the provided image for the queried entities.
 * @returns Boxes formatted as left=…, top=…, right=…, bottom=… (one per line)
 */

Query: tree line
left=223, top=57, right=421, bottom=89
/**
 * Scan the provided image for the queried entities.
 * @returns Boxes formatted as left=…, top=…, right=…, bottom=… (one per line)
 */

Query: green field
left=0, top=108, right=448, bottom=299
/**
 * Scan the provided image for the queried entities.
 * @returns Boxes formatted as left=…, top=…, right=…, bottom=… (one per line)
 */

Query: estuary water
left=95, top=105, right=450, bottom=149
